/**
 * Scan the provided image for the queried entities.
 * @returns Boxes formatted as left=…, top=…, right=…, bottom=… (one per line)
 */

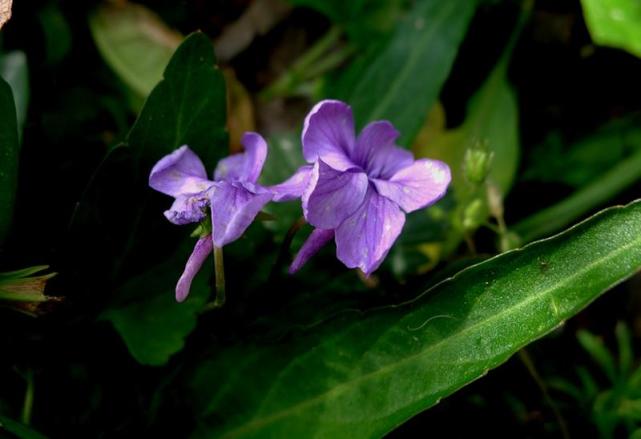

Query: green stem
left=21, top=370, right=34, bottom=425
left=213, top=246, right=226, bottom=307
left=514, top=148, right=641, bottom=242
left=260, top=26, right=345, bottom=99
left=518, top=349, right=570, bottom=439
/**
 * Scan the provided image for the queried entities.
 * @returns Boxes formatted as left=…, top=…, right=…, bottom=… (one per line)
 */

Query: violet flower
left=271, top=100, right=451, bottom=275
left=149, top=132, right=272, bottom=302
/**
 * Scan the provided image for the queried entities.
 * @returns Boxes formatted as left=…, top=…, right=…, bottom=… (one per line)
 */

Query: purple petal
left=352, top=121, right=401, bottom=171
left=303, top=160, right=369, bottom=229
left=210, top=181, right=273, bottom=247
left=149, top=145, right=212, bottom=197
left=214, top=132, right=268, bottom=184
left=366, top=143, right=415, bottom=180
left=268, top=165, right=314, bottom=202
left=372, top=159, right=451, bottom=213
left=289, top=228, right=334, bottom=273
left=302, top=100, right=356, bottom=171
left=335, top=188, right=405, bottom=275
left=176, top=235, right=213, bottom=302
left=163, top=191, right=211, bottom=225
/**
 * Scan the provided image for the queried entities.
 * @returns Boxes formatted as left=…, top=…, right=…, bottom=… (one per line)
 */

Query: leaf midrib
left=222, top=226, right=641, bottom=437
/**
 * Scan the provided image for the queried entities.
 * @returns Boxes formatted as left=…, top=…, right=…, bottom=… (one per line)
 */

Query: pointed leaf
left=0, top=75, right=19, bottom=243
left=336, top=0, right=477, bottom=145
left=191, top=199, right=641, bottom=438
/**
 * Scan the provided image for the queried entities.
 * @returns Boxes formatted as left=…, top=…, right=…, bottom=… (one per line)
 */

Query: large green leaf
left=128, top=31, right=227, bottom=166
left=581, top=0, right=641, bottom=58
left=89, top=2, right=181, bottom=100
left=0, top=415, right=48, bottom=439
left=191, top=199, right=641, bottom=438
left=0, top=76, right=19, bottom=243
left=336, top=0, right=477, bottom=145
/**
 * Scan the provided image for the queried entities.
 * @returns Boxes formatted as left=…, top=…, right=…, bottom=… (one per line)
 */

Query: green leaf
left=514, top=147, right=641, bottom=243
left=89, top=2, right=182, bottom=99
left=0, top=415, right=48, bottom=439
left=578, top=330, right=618, bottom=384
left=524, top=115, right=641, bottom=188
left=102, top=247, right=211, bottom=366
left=581, top=0, right=641, bottom=58
left=336, top=0, right=477, bottom=145
left=127, top=31, right=227, bottom=167
left=191, top=199, right=641, bottom=438
left=616, top=322, right=633, bottom=376
left=0, top=75, right=19, bottom=243
left=0, top=51, right=29, bottom=137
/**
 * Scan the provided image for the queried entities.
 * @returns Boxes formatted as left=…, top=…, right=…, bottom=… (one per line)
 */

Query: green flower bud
left=463, top=144, right=494, bottom=184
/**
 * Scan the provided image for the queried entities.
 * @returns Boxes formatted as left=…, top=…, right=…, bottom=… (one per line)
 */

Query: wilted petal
left=214, top=132, right=267, bottom=183
left=289, top=228, right=334, bottom=273
left=268, top=165, right=314, bottom=202
left=163, top=191, right=211, bottom=225
left=302, top=100, right=356, bottom=171
left=149, top=145, right=212, bottom=197
left=335, top=188, right=405, bottom=274
left=372, top=159, right=451, bottom=213
left=176, top=235, right=213, bottom=302
left=210, top=181, right=273, bottom=247
left=303, top=160, right=368, bottom=229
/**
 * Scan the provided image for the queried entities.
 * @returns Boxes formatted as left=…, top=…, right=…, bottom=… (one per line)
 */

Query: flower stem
left=269, top=216, right=306, bottom=282
left=21, top=369, right=34, bottom=425
left=260, top=26, right=347, bottom=100
left=213, top=246, right=226, bottom=307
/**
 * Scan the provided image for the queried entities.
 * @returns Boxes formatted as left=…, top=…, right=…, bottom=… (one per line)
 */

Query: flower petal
left=176, top=235, right=213, bottom=302
left=163, top=192, right=211, bottom=225
left=289, top=228, right=334, bottom=273
left=372, top=159, right=451, bottom=213
left=335, top=188, right=405, bottom=274
left=214, top=132, right=267, bottom=183
left=302, top=100, right=356, bottom=171
left=210, top=181, right=273, bottom=247
left=268, top=165, right=314, bottom=202
left=149, top=145, right=212, bottom=197
left=352, top=120, right=400, bottom=170
left=303, top=160, right=369, bottom=229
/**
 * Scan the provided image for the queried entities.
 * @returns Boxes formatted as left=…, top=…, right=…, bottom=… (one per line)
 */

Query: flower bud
left=463, top=144, right=493, bottom=184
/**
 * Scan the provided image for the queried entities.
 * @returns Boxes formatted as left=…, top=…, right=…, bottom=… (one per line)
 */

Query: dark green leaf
left=191, top=199, right=641, bottom=438
left=0, top=51, right=29, bottom=137
left=128, top=31, right=227, bottom=167
left=514, top=147, right=641, bottom=242
left=0, top=76, right=19, bottom=243
left=103, top=247, right=211, bottom=366
left=0, top=415, right=48, bottom=439
left=336, top=0, right=477, bottom=145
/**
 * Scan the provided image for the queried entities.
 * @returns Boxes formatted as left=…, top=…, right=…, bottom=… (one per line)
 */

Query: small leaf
left=581, top=0, right=641, bottom=58
left=89, top=2, right=182, bottom=99
left=616, top=322, right=633, bottom=376
left=0, top=75, right=19, bottom=243
left=578, top=330, right=618, bottom=384
left=335, top=0, right=477, bottom=145
left=191, top=199, right=641, bottom=438
left=103, top=247, right=211, bottom=366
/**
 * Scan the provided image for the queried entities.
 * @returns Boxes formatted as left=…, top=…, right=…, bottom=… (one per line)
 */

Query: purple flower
left=149, top=132, right=273, bottom=302
left=271, top=100, right=451, bottom=275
